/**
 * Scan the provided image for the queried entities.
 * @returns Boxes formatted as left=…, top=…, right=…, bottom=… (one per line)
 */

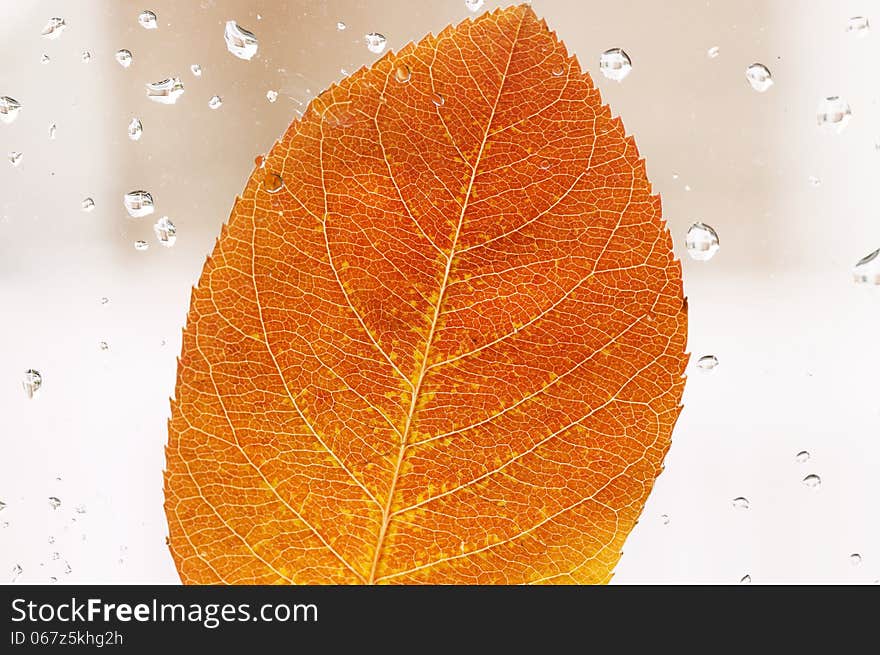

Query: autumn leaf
left=164, top=4, right=688, bottom=585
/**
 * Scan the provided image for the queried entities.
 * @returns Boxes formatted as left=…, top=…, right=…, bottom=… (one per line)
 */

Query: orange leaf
left=164, top=4, right=688, bottom=585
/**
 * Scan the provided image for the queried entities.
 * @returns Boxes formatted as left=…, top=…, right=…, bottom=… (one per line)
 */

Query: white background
left=1, top=0, right=878, bottom=584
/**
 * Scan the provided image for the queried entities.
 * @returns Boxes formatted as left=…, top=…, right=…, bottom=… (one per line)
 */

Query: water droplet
left=99, top=341, right=109, bottom=351
left=48, top=497, right=61, bottom=510
left=817, top=96, right=852, bottom=133
left=208, top=95, right=222, bottom=109
left=64, top=561, right=72, bottom=575
left=101, top=297, right=109, bottom=305
left=685, top=222, right=720, bottom=261
left=740, top=574, right=752, bottom=584
left=123, top=190, right=154, bottom=218
left=365, top=32, right=387, bottom=54
left=552, top=63, right=565, bottom=76
left=8, top=151, right=22, bottom=167
left=262, top=171, right=284, bottom=193
left=707, top=46, right=720, bottom=59
left=81, top=50, right=91, bottom=64
left=128, top=117, right=143, bottom=141
left=138, top=10, right=158, bottom=30
left=225, top=21, right=258, bottom=60
left=51, top=551, right=60, bottom=561
left=11, top=564, right=22, bottom=582
left=696, top=354, right=719, bottom=372
left=145, top=78, right=184, bottom=104
left=802, top=474, right=822, bottom=489
left=846, top=16, right=870, bottom=37
left=661, top=513, right=670, bottom=525
left=599, top=48, right=632, bottom=81
left=41, top=17, right=67, bottom=40
left=431, top=92, right=445, bottom=107
left=0, top=96, right=22, bottom=124
left=732, top=496, right=750, bottom=510
left=745, top=63, right=773, bottom=92
left=81, top=197, right=95, bottom=212
left=0, top=500, right=6, bottom=511
left=853, top=248, right=880, bottom=285
left=134, top=240, right=149, bottom=251
left=115, top=49, right=132, bottom=68
left=394, top=63, right=411, bottom=83
left=49, top=576, right=57, bottom=583
left=808, top=175, right=821, bottom=187
left=336, top=21, right=347, bottom=31
left=190, top=63, right=202, bottom=77
left=466, top=0, right=485, bottom=12
left=41, top=53, right=50, bottom=64
left=266, top=89, right=278, bottom=103
left=795, top=450, right=810, bottom=463
left=48, top=122, right=57, bottom=140
left=23, top=370, right=42, bottom=398
left=850, top=553, right=862, bottom=566
left=153, top=216, right=177, bottom=247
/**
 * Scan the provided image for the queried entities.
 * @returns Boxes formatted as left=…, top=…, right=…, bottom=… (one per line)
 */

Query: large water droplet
left=802, top=474, right=822, bottom=489
left=138, top=10, right=158, bottom=30
left=48, top=497, right=61, bottom=510
left=365, top=32, right=387, bottom=54
left=134, top=240, right=149, bottom=251
left=850, top=553, right=862, bottom=566
left=145, top=78, right=184, bottom=104
left=8, top=151, right=22, bottom=167
left=0, top=96, right=22, bottom=124
left=732, top=496, right=750, bottom=510
left=23, top=369, right=42, bottom=398
left=394, top=63, right=411, bottom=83
left=846, top=16, right=870, bottom=37
left=41, top=17, right=67, bottom=40
left=707, top=46, right=720, bottom=59
left=599, top=48, right=632, bottom=81
left=208, top=95, right=222, bottom=109
left=128, top=117, right=143, bottom=141
left=225, top=21, right=258, bottom=60
left=852, top=248, right=880, bottom=284
left=817, top=96, right=852, bottom=133
left=795, top=450, right=810, bottom=463
left=123, top=190, right=154, bottom=218
left=696, top=354, right=719, bottom=372
left=115, top=49, right=132, bottom=68
left=153, top=216, right=177, bottom=247
left=685, top=222, right=720, bottom=261
left=266, top=89, right=278, bottom=103
left=466, top=0, right=485, bottom=11
left=81, top=197, right=95, bottom=212
left=190, top=63, right=202, bottom=77
left=745, top=63, right=773, bottom=92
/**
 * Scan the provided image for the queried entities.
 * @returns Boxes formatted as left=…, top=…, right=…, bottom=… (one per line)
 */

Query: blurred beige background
left=1, top=0, right=878, bottom=584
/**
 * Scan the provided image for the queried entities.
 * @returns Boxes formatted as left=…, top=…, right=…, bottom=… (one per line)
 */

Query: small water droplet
left=134, top=240, right=149, bottom=251
left=138, top=10, right=158, bottom=30
left=336, top=21, right=347, bottom=31
left=123, top=190, right=154, bottom=218
left=740, top=574, right=752, bottom=584
left=538, top=159, right=552, bottom=170
left=101, top=297, right=109, bottom=305
left=23, top=369, right=42, bottom=398
left=732, top=496, right=750, bottom=510
left=64, top=561, right=72, bottom=575
left=846, top=16, right=870, bottom=37
left=11, top=564, right=22, bottom=582
left=115, top=49, right=132, bottom=68
left=850, top=553, right=862, bottom=566
left=808, top=175, right=821, bottom=187
left=551, top=63, right=565, bottom=76
left=365, top=32, right=387, bottom=54
left=745, top=63, right=773, bottom=92
left=81, top=197, right=95, bottom=212
left=41, top=17, right=67, bottom=40
left=394, top=63, right=411, bottom=83
left=696, top=354, right=719, bottom=372
left=266, top=89, right=278, bottom=103
left=707, top=46, right=720, bottom=59
left=685, top=222, right=720, bottom=261
left=661, top=514, right=670, bottom=525
left=431, top=92, right=445, bottom=107
left=0, top=96, right=22, bottom=124
left=263, top=171, right=284, bottom=193
left=50, top=576, right=57, bottom=583
left=853, top=248, right=880, bottom=285
left=81, top=50, right=91, bottom=64
left=0, top=500, right=6, bottom=511
left=41, top=53, right=50, bottom=64
left=51, top=551, right=60, bottom=561
left=599, top=48, right=632, bottom=81
left=153, top=216, right=177, bottom=247
left=48, top=122, right=57, bottom=140
left=8, top=151, right=22, bottom=167
left=145, top=78, right=184, bottom=104
left=225, top=21, right=258, bottom=60
left=208, top=95, right=222, bottom=109
left=817, top=96, right=852, bottom=133
left=190, top=63, right=202, bottom=77
left=99, top=341, right=109, bottom=351
left=802, top=473, right=822, bottom=489
left=48, top=497, right=61, bottom=510
left=465, top=0, right=485, bottom=12
left=75, top=504, right=87, bottom=514
left=795, top=450, right=810, bottom=463
left=128, top=117, right=143, bottom=141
